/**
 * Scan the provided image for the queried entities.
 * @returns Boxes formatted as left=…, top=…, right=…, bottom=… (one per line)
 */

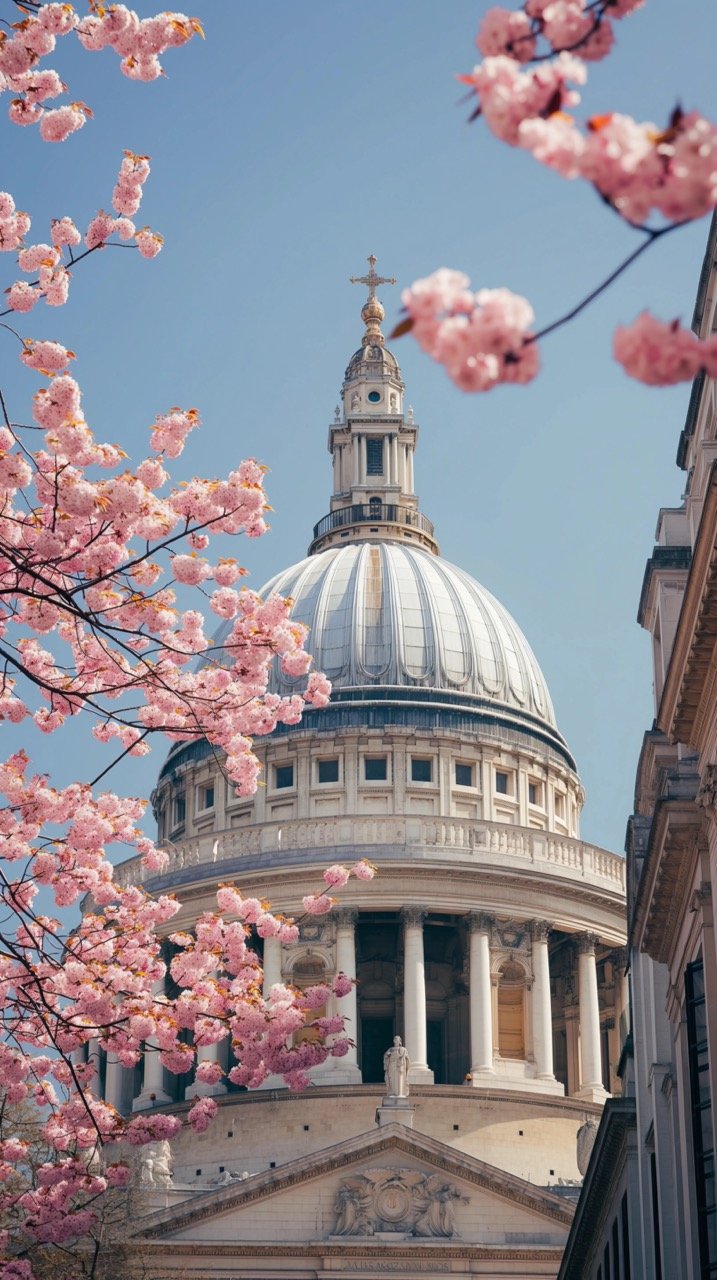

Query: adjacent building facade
left=103, top=262, right=627, bottom=1278
left=560, top=216, right=717, bottom=1280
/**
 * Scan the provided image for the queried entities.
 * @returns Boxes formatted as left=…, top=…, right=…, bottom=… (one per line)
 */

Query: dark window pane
left=275, top=764, right=294, bottom=789
left=455, top=763, right=473, bottom=787
left=411, top=758, right=432, bottom=783
left=365, top=757, right=387, bottom=781
left=318, top=759, right=339, bottom=784
left=495, top=770, right=509, bottom=795
left=366, top=438, right=383, bottom=475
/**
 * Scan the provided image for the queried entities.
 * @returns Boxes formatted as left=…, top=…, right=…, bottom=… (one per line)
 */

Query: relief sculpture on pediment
left=332, top=1169, right=467, bottom=1238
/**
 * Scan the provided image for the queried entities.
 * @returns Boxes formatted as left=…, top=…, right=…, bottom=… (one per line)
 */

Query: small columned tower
left=309, top=255, right=438, bottom=556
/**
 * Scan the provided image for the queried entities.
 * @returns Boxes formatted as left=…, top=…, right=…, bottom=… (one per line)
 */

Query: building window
left=554, top=791, right=566, bottom=819
left=497, top=960, right=526, bottom=1059
left=197, top=783, right=214, bottom=812
left=495, top=769, right=512, bottom=795
left=317, top=758, right=339, bottom=784
left=528, top=780, right=543, bottom=806
left=686, top=956, right=717, bottom=1279
left=274, top=764, right=294, bottom=790
left=365, top=756, right=388, bottom=781
left=411, top=757, right=432, bottom=783
left=369, top=495, right=382, bottom=518
left=455, top=762, right=473, bottom=787
left=612, top=1218, right=621, bottom=1280
left=366, top=437, right=383, bottom=475
left=621, top=1191, right=631, bottom=1280
left=173, top=793, right=186, bottom=828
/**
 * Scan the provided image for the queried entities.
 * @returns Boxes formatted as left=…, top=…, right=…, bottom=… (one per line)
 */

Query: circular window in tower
left=368, top=391, right=381, bottom=403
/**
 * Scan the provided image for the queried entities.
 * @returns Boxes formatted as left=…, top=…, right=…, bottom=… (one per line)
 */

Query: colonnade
left=100, top=912, right=618, bottom=1111
left=339, top=432, right=413, bottom=492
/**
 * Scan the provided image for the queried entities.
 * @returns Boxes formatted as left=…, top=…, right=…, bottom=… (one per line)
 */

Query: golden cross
left=350, top=254, right=396, bottom=300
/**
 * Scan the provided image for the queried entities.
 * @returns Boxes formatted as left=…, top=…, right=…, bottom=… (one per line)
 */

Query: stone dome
left=251, top=541, right=561, bottom=736
left=344, top=341, right=401, bottom=381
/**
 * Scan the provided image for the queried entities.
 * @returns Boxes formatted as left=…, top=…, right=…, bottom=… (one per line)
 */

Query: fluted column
left=391, top=434, right=398, bottom=486
left=133, top=978, right=171, bottom=1111
left=353, top=436, right=360, bottom=486
left=468, top=913, right=494, bottom=1081
left=359, top=434, right=367, bottom=484
left=576, top=933, right=609, bottom=1103
left=334, top=907, right=362, bottom=1082
left=401, top=907, right=433, bottom=1083
left=530, top=920, right=559, bottom=1085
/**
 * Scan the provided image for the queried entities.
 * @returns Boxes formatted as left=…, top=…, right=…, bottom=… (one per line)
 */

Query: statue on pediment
left=383, top=1035, right=410, bottom=1098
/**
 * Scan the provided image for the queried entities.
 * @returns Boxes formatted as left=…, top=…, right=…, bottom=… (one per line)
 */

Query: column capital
left=401, top=906, right=428, bottom=929
left=467, top=911, right=494, bottom=934
left=576, top=932, right=599, bottom=955
left=697, top=763, right=717, bottom=810
left=529, top=919, right=553, bottom=942
left=334, top=907, right=359, bottom=929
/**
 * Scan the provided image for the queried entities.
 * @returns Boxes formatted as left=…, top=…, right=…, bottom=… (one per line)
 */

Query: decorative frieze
left=333, top=1169, right=467, bottom=1238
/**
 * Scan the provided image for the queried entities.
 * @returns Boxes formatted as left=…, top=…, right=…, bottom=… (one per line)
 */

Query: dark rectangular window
left=495, top=770, right=510, bottom=795
left=174, top=794, right=186, bottom=826
left=650, top=1151, right=663, bottom=1280
left=455, top=763, right=473, bottom=787
left=621, top=1191, right=631, bottom=1280
left=411, top=758, right=432, bottom=783
left=528, top=781, right=541, bottom=805
left=275, top=764, right=294, bottom=789
left=604, top=1241, right=611, bottom=1280
left=365, top=756, right=387, bottom=781
left=318, top=759, right=339, bottom=784
left=687, top=956, right=717, bottom=1279
left=366, top=437, right=384, bottom=475
left=613, top=1217, right=621, bottom=1280
left=200, top=784, right=214, bottom=810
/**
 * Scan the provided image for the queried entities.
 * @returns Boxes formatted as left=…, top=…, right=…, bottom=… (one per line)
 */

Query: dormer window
left=366, top=438, right=383, bottom=475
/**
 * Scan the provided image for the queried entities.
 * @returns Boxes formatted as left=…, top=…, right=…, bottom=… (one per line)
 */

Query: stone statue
left=383, top=1035, right=410, bottom=1097
left=334, top=1180, right=375, bottom=1236
left=413, top=1180, right=465, bottom=1238
left=139, top=1140, right=173, bottom=1189
left=576, top=1117, right=599, bottom=1177
left=210, top=1168, right=250, bottom=1187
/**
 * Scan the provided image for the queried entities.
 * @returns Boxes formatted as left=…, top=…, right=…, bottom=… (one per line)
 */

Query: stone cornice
left=133, top=1122, right=575, bottom=1240
left=135, top=1240, right=566, bottom=1263
left=630, top=785, right=704, bottom=963
left=658, top=460, right=717, bottom=749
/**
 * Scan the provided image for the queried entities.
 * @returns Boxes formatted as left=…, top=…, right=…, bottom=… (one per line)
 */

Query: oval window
left=367, top=391, right=381, bottom=403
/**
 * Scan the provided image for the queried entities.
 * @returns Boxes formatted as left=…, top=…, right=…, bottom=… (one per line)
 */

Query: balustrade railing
left=113, top=814, right=626, bottom=893
left=312, top=503, right=435, bottom=541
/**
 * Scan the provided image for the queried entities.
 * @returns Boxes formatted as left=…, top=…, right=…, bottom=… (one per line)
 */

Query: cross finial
left=350, top=254, right=396, bottom=300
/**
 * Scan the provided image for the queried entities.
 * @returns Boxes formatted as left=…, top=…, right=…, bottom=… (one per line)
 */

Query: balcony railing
left=113, top=813, right=626, bottom=898
left=312, top=503, right=435, bottom=542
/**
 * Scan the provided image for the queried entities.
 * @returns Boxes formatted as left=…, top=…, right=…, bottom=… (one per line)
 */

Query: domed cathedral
left=115, top=260, right=628, bottom=1279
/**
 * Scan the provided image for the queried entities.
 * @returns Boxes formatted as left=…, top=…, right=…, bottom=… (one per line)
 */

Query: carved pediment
left=333, top=1168, right=467, bottom=1238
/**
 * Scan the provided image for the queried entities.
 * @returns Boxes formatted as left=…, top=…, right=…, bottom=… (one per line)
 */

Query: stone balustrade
left=113, top=815, right=626, bottom=893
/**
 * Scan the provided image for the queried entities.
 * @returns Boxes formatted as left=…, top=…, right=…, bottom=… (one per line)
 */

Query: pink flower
left=323, top=864, right=350, bottom=889
left=7, top=281, right=41, bottom=312
left=39, top=104, right=89, bottom=143
left=613, top=312, right=717, bottom=385
left=187, top=1096, right=218, bottom=1133
left=135, top=228, right=164, bottom=259
left=302, top=893, right=334, bottom=916
left=351, top=861, right=376, bottom=881
left=20, top=340, right=75, bottom=374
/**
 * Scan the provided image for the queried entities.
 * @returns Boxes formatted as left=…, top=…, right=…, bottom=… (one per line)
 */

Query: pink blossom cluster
left=476, top=1, right=643, bottom=65
left=1, top=5, right=203, bottom=141
left=399, top=269, right=540, bottom=392
left=3, top=155, right=164, bottom=316
left=613, top=312, right=717, bottom=385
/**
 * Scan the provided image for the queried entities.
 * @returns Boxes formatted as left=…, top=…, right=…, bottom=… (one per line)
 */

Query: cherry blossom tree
left=0, top=6, right=374, bottom=1276
left=396, top=0, right=717, bottom=390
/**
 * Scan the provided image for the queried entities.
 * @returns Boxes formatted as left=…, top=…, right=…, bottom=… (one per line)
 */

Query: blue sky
left=3, top=0, right=716, bottom=855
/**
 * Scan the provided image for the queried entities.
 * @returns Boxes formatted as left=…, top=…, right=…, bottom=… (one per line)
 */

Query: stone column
left=262, top=935, right=283, bottom=996
left=104, top=1052, right=126, bottom=1112
left=407, top=447, right=414, bottom=493
left=468, top=913, right=494, bottom=1081
left=133, top=979, right=171, bottom=1111
left=576, top=933, right=609, bottom=1103
left=359, top=434, right=367, bottom=485
left=391, top=435, right=398, bottom=486
left=334, top=907, right=362, bottom=1083
left=530, top=920, right=560, bottom=1088
left=86, top=1039, right=101, bottom=1097
left=353, top=435, right=359, bottom=487
left=401, top=907, right=433, bottom=1084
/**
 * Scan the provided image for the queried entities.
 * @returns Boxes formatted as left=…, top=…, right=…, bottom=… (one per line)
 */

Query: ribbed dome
left=344, top=342, right=401, bottom=382
left=253, top=542, right=558, bottom=731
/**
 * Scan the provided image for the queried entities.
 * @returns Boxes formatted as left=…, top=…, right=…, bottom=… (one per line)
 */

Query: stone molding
left=334, top=907, right=359, bottom=929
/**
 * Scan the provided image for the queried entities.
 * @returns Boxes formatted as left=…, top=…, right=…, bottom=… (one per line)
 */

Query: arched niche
left=497, top=958, right=527, bottom=1061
